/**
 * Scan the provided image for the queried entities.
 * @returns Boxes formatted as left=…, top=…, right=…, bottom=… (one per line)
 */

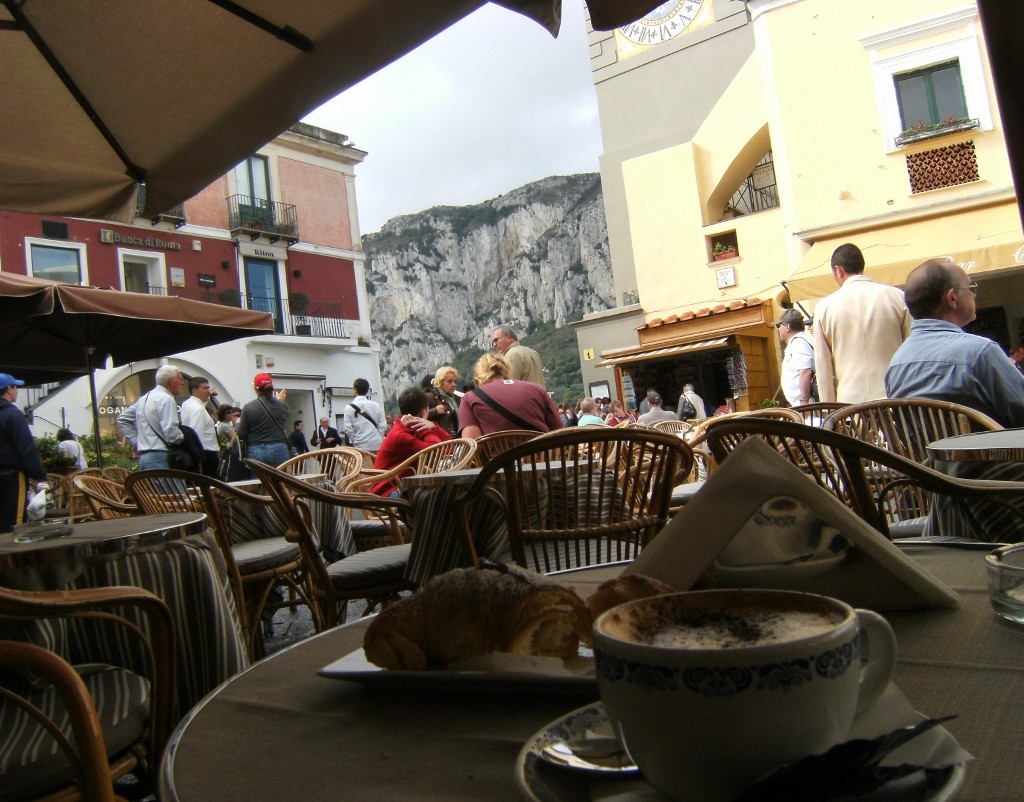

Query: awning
left=596, top=337, right=731, bottom=368
left=786, top=203, right=1024, bottom=300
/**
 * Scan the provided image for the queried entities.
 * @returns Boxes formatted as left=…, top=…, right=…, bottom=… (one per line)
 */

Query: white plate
left=516, top=702, right=966, bottom=802
left=318, top=647, right=596, bottom=693
left=707, top=549, right=848, bottom=585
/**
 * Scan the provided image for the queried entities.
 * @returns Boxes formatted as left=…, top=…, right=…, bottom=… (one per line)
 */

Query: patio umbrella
left=0, top=0, right=663, bottom=222
left=0, top=272, right=274, bottom=466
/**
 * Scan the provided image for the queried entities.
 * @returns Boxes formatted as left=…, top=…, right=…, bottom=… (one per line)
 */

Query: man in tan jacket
left=813, top=243, right=911, bottom=403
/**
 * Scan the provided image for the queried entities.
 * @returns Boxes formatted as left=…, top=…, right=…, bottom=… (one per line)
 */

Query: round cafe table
left=927, top=427, right=1024, bottom=462
left=0, top=512, right=250, bottom=721
left=161, top=547, right=1024, bottom=801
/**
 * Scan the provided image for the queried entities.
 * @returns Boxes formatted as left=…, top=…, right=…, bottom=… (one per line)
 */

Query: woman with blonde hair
left=425, top=365, right=460, bottom=438
left=459, top=353, right=563, bottom=438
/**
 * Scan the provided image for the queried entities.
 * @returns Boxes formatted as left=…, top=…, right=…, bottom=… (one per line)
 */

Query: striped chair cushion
left=0, top=665, right=149, bottom=801
left=349, top=518, right=399, bottom=552
left=232, top=537, right=301, bottom=575
left=325, top=544, right=411, bottom=590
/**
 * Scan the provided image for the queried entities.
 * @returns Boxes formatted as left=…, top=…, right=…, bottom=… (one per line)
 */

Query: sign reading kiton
left=99, top=229, right=181, bottom=250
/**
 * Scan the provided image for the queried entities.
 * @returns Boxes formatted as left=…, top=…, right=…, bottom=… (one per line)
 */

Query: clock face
left=618, top=1, right=706, bottom=46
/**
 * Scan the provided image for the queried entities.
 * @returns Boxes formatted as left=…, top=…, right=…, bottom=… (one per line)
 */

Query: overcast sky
left=302, top=2, right=603, bottom=235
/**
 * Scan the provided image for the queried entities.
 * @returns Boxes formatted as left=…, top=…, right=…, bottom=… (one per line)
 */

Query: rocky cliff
left=364, top=173, right=613, bottom=403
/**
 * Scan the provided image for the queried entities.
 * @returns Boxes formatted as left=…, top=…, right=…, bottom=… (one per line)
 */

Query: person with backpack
left=344, top=378, right=386, bottom=453
left=676, top=383, right=707, bottom=421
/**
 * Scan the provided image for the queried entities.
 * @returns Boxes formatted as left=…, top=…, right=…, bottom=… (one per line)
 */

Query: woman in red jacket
left=372, top=386, right=450, bottom=497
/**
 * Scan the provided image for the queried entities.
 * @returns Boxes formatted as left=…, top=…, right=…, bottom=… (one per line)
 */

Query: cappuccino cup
left=593, top=589, right=896, bottom=802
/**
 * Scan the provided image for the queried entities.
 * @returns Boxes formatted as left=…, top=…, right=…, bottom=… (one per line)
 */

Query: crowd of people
left=4, top=256, right=1024, bottom=538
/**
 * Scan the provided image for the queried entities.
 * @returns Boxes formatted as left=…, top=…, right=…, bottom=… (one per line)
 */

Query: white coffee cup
left=593, top=589, right=896, bottom=802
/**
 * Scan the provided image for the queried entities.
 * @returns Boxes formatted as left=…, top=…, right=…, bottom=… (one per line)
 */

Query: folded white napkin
left=627, top=438, right=958, bottom=610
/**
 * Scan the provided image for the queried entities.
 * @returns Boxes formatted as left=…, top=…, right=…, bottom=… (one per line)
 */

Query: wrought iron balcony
left=134, top=186, right=186, bottom=227
left=227, top=194, right=299, bottom=244
left=145, top=286, right=350, bottom=338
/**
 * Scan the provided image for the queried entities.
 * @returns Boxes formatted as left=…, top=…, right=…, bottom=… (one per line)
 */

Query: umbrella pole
left=86, top=349, right=104, bottom=469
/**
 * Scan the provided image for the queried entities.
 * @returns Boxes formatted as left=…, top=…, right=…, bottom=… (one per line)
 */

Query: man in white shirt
left=344, top=378, right=386, bottom=453
left=180, top=375, right=220, bottom=475
left=775, top=309, right=815, bottom=407
left=117, top=364, right=185, bottom=470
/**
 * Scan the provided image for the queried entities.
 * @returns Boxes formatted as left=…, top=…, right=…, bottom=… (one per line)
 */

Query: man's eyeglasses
left=951, top=283, right=978, bottom=294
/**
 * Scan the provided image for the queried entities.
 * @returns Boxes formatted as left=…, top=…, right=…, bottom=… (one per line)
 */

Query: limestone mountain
left=364, top=172, right=613, bottom=405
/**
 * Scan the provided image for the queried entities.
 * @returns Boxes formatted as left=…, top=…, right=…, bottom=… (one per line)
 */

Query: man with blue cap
left=0, top=372, right=50, bottom=532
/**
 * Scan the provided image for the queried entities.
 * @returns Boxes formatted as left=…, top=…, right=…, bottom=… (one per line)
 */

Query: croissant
left=363, top=564, right=589, bottom=670
left=585, top=573, right=677, bottom=621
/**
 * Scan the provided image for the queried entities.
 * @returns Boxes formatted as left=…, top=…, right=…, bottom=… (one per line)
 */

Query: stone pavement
left=263, top=597, right=368, bottom=655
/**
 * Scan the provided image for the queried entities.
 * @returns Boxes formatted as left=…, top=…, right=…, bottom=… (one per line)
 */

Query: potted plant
left=895, top=116, right=980, bottom=146
left=712, top=241, right=739, bottom=261
left=217, top=287, right=241, bottom=307
left=290, top=292, right=312, bottom=335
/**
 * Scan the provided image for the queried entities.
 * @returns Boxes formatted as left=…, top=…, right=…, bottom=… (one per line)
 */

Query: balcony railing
left=227, top=194, right=299, bottom=244
left=134, top=187, right=186, bottom=227
left=146, top=286, right=350, bottom=338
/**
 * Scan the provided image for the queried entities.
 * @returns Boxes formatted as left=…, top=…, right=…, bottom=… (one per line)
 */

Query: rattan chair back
left=243, top=459, right=414, bottom=628
left=277, top=447, right=364, bottom=490
left=347, top=438, right=478, bottom=494
left=474, top=430, right=538, bottom=465
left=454, top=427, right=693, bottom=573
left=124, top=469, right=308, bottom=658
left=792, top=401, right=849, bottom=427
left=706, top=417, right=1024, bottom=539
left=822, top=398, right=1003, bottom=523
left=72, top=474, right=138, bottom=519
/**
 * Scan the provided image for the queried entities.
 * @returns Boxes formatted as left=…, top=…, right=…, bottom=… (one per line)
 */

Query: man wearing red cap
left=237, top=373, right=291, bottom=466
left=0, top=372, right=50, bottom=532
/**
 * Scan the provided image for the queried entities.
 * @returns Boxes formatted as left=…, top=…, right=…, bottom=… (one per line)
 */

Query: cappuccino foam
left=649, top=610, right=836, bottom=649
left=606, top=601, right=841, bottom=649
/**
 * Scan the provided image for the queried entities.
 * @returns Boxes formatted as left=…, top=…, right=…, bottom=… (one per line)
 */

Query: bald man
left=886, top=258, right=1024, bottom=543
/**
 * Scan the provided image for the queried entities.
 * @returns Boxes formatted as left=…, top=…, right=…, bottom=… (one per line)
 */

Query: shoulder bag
left=471, top=386, right=541, bottom=432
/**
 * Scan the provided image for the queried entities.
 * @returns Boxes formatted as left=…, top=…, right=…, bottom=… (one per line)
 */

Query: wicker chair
left=346, top=438, right=478, bottom=495
left=822, top=399, right=1004, bottom=532
left=675, top=408, right=805, bottom=501
left=454, top=427, right=692, bottom=573
left=277, top=447, right=364, bottom=490
left=72, top=474, right=138, bottom=520
left=792, top=401, right=849, bottom=427
left=473, top=430, right=538, bottom=465
left=650, top=419, right=695, bottom=437
left=705, top=417, right=1024, bottom=539
left=244, top=459, right=415, bottom=628
left=100, top=466, right=132, bottom=484
left=0, top=585, right=174, bottom=802
left=124, top=470, right=310, bottom=659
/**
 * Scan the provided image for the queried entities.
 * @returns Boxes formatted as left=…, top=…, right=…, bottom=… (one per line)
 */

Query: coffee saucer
left=515, top=688, right=967, bottom=802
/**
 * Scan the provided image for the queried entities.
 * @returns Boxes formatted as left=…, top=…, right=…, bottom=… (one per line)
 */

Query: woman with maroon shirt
left=459, top=353, right=564, bottom=438
left=604, top=399, right=635, bottom=426
left=372, top=386, right=450, bottom=497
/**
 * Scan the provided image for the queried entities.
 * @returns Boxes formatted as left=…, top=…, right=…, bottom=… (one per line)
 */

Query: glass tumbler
left=986, top=543, right=1024, bottom=624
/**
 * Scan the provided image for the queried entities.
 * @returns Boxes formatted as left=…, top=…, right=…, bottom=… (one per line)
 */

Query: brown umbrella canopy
left=0, top=272, right=274, bottom=464
left=0, top=272, right=273, bottom=373
left=0, top=0, right=664, bottom=222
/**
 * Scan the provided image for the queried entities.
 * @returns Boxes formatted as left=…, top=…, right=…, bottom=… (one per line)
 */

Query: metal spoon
left=540, top=736, right=639, bottom=774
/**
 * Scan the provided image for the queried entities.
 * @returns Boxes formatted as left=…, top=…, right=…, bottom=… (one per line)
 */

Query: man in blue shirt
left=886, top=259, right=1024, bottom=427
left=886, top=258, right=1024, bottom=541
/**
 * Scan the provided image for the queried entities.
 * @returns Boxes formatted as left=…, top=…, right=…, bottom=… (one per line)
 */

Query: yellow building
left=580, top=0, right=1022, bottom=413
